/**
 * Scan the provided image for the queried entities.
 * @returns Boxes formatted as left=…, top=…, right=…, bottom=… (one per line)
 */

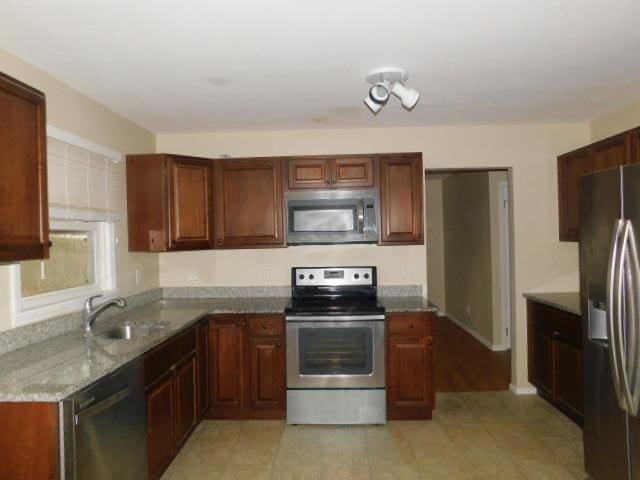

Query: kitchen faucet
left=83, top=294, right=126, bottom=333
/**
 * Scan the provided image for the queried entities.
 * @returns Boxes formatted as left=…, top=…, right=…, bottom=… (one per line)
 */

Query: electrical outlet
left=188, top=267, right=198, bottom=281
left=135, top=270, right=141, bottom=286
left=266, top=266, right=275, bottom=279
left=401, top=265, right=409, bottom=277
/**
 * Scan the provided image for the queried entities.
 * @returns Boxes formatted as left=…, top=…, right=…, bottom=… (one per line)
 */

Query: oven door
left=286, top=317, right=385, bottom=389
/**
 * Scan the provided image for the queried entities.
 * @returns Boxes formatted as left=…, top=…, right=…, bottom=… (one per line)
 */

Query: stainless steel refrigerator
left=580, top=164, right=640, bottom=480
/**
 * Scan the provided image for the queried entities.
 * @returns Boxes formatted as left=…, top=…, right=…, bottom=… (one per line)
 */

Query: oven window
left=298, top=327, right=373, bottom=375
left=290, top=205, right=357, bottom=233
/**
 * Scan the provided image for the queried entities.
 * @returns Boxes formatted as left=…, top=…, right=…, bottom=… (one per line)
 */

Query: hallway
left=435, top=316, right=511, bottom=392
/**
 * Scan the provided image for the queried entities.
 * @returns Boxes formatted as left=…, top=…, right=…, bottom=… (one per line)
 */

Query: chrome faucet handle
left=85, top=294, right=104, bottom=310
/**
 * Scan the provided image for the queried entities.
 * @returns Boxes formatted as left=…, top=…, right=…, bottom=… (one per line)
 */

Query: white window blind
left=47, top=137, right=121, bottom=222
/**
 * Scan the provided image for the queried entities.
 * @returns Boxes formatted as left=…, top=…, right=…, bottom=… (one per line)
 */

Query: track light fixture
left=363, top=68, right=420, bottom=114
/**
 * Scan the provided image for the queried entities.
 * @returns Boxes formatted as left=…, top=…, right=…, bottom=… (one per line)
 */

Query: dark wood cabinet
left=173, top=351, right=197, bottom=448
left=386, top=312, right=435, bottom=420
left=527, top=299, right=582, bottom=424
left=0, top=71, right=49, bottom=261
left=557, top=128, right=640, bottom=242
left=379, top=154, right=424, bottom=245
left=196, top=321, right=210, bottom=419
left=287, top=155, right=376, bottom=190
left=127, top=154, right=214, bottom=251
left=144, top=321, right=206, bottom=479
left=213, top=158, right=285, bottom=248
left=288, top=158, right=331, bottom=189
left=208, top=314, right=286, bottom=420
left=146, top=371, right=175, bottom=480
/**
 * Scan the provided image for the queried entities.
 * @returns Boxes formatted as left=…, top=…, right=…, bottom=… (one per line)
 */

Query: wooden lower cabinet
left=145, top=320, right=208, bottom=480
left=208, top=314, right=286, bottom=419
left=527, top=299, right=583, bottom=425
left=386, top=312, right=435, bottom=420
left=147, top=371, right=175, bottom=480
left=196, top=321, right=210, bottom=419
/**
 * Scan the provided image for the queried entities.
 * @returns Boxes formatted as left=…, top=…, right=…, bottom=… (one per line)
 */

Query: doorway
left=425, top=168, right=513, bottom=392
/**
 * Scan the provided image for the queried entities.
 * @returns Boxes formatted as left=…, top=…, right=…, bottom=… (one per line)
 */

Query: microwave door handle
left=358, top=200, right=364, bottom=234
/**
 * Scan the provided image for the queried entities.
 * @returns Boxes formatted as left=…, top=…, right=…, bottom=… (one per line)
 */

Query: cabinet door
left=196, top=321, right=210, bottom=419
left=214, top=158, right=284, bottom=248
left=557, top=148, right=591, bottom=242
left=209, top=316, right=245, bottom=418
left=554, top=336, right=583, bottom=418
left=528, top=323, right=554, bottom=396
left=288, top=158, right=330, bottom=190
left=387, top=334, right=434, bottom=419
left=168, top=156, right=213, bottom=250
left=379, top=154, right=424, bottom=244
left=147, top=371, right=175, bottom=480
left=174, top=351, right=197, bottom=448
left=0, top=72, right=49, bottom=261
left=591, top=133, right=631, bottom=172
left=247, top=337, right=285, bottom=414
left=331, top=156, right=375, bottom=189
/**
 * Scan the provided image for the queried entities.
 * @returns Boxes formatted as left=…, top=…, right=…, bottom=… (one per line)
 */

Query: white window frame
left=10, top=220, right=118, bottom=328
left=9, top=125, right=123, bottom=329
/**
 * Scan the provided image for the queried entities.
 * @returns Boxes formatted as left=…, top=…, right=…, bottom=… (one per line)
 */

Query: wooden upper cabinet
left=558, top=147, right=591, bottom=242
left=287, top=155, right=376, bottom=190
left=214, top=158, right=285, bottom=248
left=168, top=157, right=214, bottom=249
left=591, top=133, right=631, bottom=172
left=126, top=153, right=214, bottom=252
left=378, top=154, right=424, bottom=245
left=288, top=158, right=331, bottom=189
left=331, top=156, right=375, bottom=188
left=0, top=71, right=49, bottom=261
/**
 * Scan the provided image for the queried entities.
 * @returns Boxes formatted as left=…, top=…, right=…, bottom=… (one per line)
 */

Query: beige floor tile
left=275, top=441, right=324, bottom=465
left=460, top=444, right=513, bottom=466
left=468, top=463, right=523, bottom=479
left=162, top=461, right=224, bottom=480
left=541, top=438, right=584, bottom=466
left=524, top=421, right=581, bottom=441
left=413, top=440, right=466, bottom=465
left=217, top=463, right=273, bottom=480
left=227, top=443, right=279, bottom=465
left=516, top=462, right=577, bottom=480
left=198, top=421, right=244, bottom=442
left=270, top=463, right=323, bottom=480
left=370, top=462, right=422, bottom=480
left=317, top=463, right=371, bottom=480
left=178, top=437, right=236, bottom=465
left=502, top=439, right=559, bottom=466
left=562, top=462, right=588, bottom=480
left=417, top=462, right=472, bottom=480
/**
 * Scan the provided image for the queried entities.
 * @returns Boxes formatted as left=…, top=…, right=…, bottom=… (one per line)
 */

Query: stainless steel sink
left=100, top=324, right=166, bottom=340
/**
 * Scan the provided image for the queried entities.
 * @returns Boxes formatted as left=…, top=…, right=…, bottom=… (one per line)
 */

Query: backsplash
left=0, top=284, right=422, bottom=355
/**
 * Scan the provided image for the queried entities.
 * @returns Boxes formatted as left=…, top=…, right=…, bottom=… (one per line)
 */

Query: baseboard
left=509, top=383, right=538, bottom=395
left=445, top=314, right=507, bottom=352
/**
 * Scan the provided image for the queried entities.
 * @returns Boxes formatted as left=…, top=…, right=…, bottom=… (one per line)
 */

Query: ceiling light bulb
left=368, top=81, right=390, bottom=104
left=391, top=83, right=420, bottom=110
left=363, top=95, right=383, bottom=114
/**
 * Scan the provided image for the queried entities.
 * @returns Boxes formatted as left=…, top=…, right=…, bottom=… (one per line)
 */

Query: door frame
left=499, top=180, right=512, bottom=349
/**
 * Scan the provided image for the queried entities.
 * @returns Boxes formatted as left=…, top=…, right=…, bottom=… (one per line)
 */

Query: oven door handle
left=286, top=315, right=386, bottom=322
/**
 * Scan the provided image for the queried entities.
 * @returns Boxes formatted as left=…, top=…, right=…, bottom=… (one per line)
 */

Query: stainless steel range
left=285, top=266, right=386, bottom=424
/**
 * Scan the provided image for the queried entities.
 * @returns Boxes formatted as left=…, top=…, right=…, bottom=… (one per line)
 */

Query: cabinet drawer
left=528, top=301, right=581, bottom=344
left=248, top=315, right=284, bottom=337
left=145, top=327, right=197, bottom=386
left=387, top=313, right=432, bottom=336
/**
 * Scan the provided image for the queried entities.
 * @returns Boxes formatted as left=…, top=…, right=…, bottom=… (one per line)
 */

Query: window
left=10, top=127, right=121, bottom=327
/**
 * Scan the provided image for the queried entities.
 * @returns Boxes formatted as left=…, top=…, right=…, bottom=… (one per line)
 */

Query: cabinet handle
left=408, top=323, right=414, bottom=329
left=262, top=324, right=268, bottom=330
left=236, top=321, right=241, bottom=326
left=325, top=180, right=330, bottom=185
left=276, top=342, right=281, bottom=346
left=217, top=239, right=223, bottom=245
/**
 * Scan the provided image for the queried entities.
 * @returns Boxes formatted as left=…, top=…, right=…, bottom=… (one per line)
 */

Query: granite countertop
left=523, top=292, right=581, bottom=316
left=0, top=294, right=436, bottom=402
left=378, top=296, right=439, bottom=313
left=0, top=297, right=289, bottom=403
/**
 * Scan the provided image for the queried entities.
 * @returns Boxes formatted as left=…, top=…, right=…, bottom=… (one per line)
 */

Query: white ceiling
left=1, top=0, right=640, bottom=133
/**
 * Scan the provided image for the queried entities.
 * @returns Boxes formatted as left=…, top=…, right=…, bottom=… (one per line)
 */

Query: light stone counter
left=523, top=292, right=581, bottom=316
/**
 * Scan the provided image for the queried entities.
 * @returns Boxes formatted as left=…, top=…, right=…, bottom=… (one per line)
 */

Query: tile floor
left=161, top=391, right=586, bottom=480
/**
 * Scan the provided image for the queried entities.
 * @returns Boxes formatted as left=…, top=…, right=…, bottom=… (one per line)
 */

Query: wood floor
left=434, top=316, right=511, bottom=392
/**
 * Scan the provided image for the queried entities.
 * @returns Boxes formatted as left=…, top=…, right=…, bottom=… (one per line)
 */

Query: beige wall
left=591, top=100, right=640, bottom=141
left=157, top=123, right=590, bottom=388
left=425, top=177, right=445, bottom=311
left=442, top=171, right=494, bottom=343
left=0, top=47, right=158, bottom=331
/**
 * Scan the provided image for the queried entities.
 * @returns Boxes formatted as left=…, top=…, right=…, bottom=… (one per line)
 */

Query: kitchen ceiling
left=1, top=0, right=640, bottom=133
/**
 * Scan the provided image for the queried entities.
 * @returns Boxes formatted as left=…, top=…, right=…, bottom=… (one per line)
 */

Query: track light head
left=363, top=81, right=390, bottom=114
left=391, top=82, right=420, bottom=110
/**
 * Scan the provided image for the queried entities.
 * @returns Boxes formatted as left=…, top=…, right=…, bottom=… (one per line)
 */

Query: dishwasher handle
left=74, top=386, right=133, bottom=425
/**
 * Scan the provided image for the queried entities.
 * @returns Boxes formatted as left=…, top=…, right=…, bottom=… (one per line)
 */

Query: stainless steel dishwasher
left=60, top=359, right=147, bottom=480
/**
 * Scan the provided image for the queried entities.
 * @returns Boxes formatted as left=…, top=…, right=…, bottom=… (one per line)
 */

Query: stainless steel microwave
left=285, top=190, right=379, bottom=245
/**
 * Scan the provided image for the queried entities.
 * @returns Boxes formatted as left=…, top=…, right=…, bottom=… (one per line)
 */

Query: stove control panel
left=292, top=267, right=376, bottom=287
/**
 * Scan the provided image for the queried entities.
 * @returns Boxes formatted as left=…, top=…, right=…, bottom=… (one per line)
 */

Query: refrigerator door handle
left=623, top=220, right=640, bottom=416
left=607, top=219, right=629, bottom=412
